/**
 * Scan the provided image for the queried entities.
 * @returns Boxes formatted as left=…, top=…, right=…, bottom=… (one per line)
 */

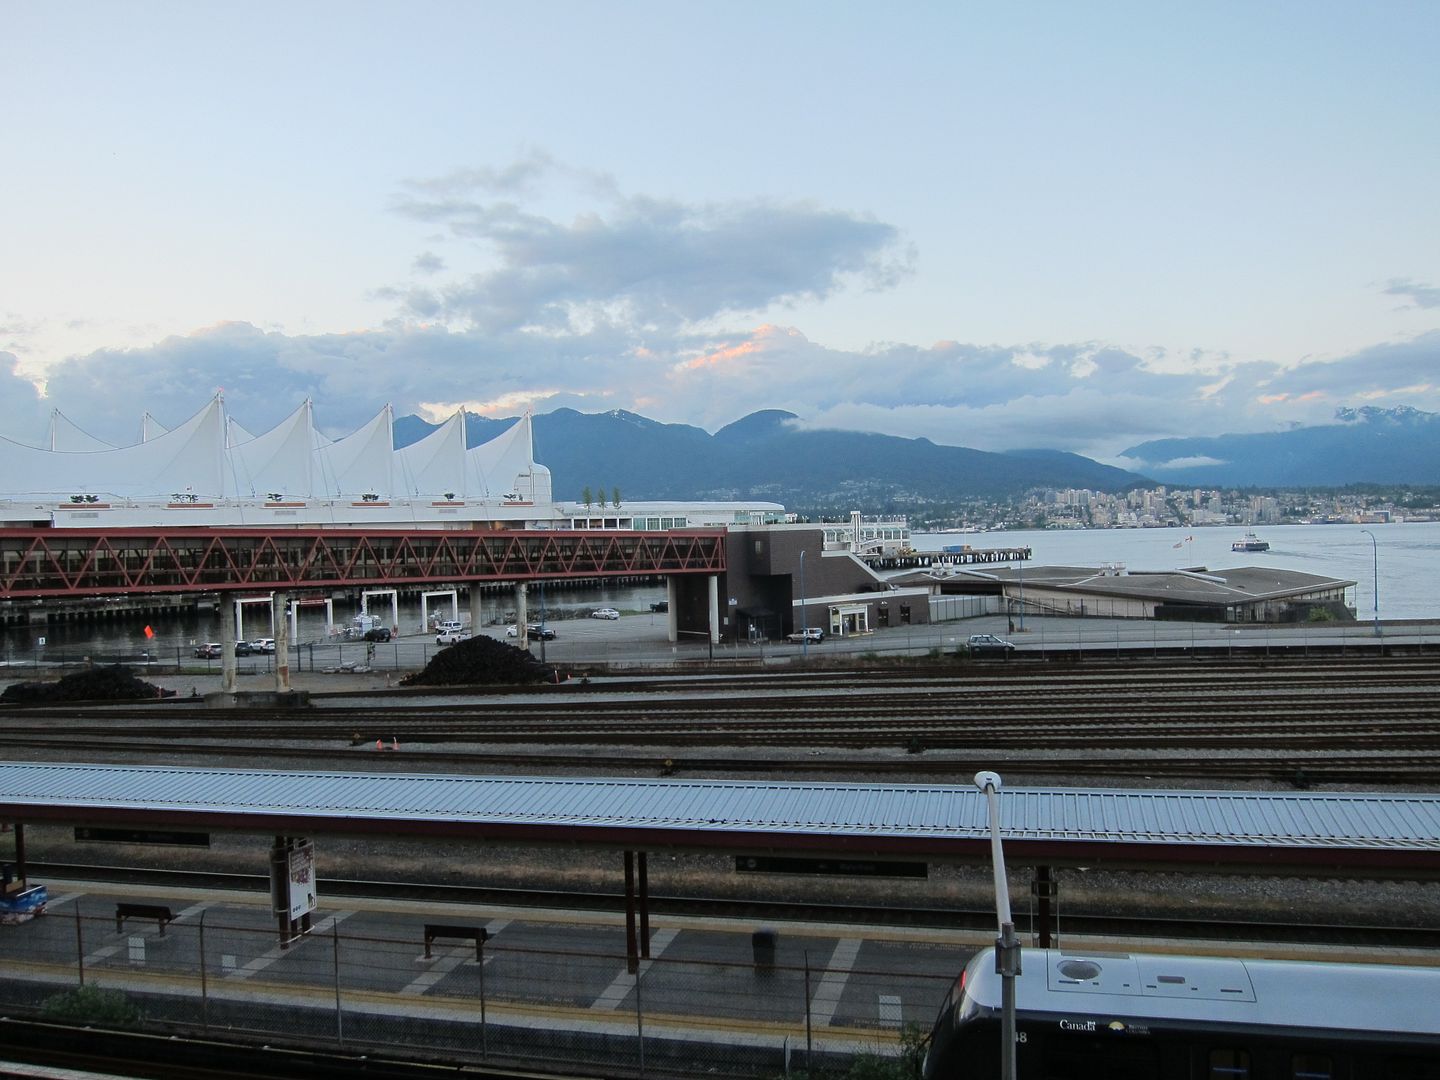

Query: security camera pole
left=975, top=770, right=1020, bottom=1080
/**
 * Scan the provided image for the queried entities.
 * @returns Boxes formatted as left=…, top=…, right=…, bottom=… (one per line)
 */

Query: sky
left=3, top=1, right=1438, bottom=468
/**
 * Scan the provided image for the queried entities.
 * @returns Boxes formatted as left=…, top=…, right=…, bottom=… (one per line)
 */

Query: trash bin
left=752, top=928, right=778, bottom=971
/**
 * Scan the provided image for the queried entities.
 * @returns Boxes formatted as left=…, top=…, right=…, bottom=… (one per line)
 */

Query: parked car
left=786, top=627, right=825, bottom=644
left=504, top=624, right=519, bottom=638
left=526, top=624, right=556, bottom=641
left=363, top=627, right=392, bottom=642
left=650, top=600, right=669, bottom=613
left=193, top=642, right=223, bottom=659
left=590, top=607, right=620, bottom=620
left=249, top=638, right=276, bottom=654
left=233, top=640, right=254, bottom=656
left=966, top=633, right=1015, bottom=657
left=436, top=627, right=471, bottom=645
left=435, top=620, right=465, bottom=635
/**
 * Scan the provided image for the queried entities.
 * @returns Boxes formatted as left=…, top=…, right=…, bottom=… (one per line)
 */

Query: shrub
left=40, top=985, right=142, bottom=1026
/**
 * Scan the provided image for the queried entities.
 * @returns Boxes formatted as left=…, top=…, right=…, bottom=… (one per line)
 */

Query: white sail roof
left=140, top=412, right=169, bottom=442
left=227, top=400, right=316, bottom=499
left=313, top=404, right=395, bottom=498
left=227, top=417, right=255, bottom=446
left=48, top=410, right=117, bottom=452
left=0, top=397, right=227, bottom=499
left=0, top=399, right=544, bottom=505
left=466, top=412, right=536, bottom=498
left=395, top=410, right=467, bottom=498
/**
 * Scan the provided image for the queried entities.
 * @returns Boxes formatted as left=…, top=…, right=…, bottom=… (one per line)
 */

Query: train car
left=924, top=947, right=1440, bottom=1079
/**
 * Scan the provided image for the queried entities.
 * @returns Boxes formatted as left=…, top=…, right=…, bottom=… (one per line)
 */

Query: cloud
left=19, top=319, right=1440, bottom=463
left=1384, top=278, right=1440, bottom=310
left=1146, top=456, right=1230, bottom=471
left=0, top=352, right=46, bottom=442
left=384, top=161, right=912, bottom=335
left=7, top=160, right=1440, bottom=464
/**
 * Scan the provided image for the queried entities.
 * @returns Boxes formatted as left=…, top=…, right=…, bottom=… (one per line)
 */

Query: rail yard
left=4, top=650, right=1440, bottom=1080
left=5, top=655, right=1440, bottom=787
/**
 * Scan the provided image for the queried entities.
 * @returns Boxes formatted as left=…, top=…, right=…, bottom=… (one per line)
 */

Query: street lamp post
left=1360, top=529, right=1380, bottom=637
left=1018, top=555, right=1025, bottom=632
left=799, top=550, right=808, bottom=659
left=974, top=770, right=1019, bottom=1080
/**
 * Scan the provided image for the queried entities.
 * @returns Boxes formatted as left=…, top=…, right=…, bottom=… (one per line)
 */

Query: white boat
left=1232, top=531, right=1270, bottom=552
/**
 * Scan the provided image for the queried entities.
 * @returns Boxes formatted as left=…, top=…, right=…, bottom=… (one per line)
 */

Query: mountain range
left=1119, top=406, right=1440, bottom=488
left=393, top=408, right=1144, bottom=515
left=394, top=404, right=1440, bottom=512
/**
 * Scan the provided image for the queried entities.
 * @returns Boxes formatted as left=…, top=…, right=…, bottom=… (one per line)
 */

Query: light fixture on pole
left=799, top=549, right=808, bottom=659
left=1018, top=554, right=1025, bottom=632
left=974, top=770, right=1019, bottom=1080
left=1360, top=529, right=1380, bottom=637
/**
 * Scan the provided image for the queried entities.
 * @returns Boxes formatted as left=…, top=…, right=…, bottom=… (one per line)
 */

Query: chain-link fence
left=0, top=903, right=949, bottom=1079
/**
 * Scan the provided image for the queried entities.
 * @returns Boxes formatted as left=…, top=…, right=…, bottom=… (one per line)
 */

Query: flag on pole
left=143, top=625, right=155, bottom=639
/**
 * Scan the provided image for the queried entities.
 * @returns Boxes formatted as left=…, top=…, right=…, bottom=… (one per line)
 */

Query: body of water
left=912, top=521, right=1437, bottom=620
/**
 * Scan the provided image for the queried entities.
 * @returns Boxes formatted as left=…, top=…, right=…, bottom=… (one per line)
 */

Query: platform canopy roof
left=0, top=397, right=549, bottom=503
left=2, top=762, right=1437, bottom=877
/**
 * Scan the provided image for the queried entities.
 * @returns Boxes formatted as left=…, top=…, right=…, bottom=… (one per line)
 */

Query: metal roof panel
left=0, top=764, right=1437, bottom=861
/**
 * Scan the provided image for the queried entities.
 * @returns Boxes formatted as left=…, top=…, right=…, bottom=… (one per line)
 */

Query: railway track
left=7, top=738, right=1440, bottom=783
left=7, top=655, right=1440, bottom=782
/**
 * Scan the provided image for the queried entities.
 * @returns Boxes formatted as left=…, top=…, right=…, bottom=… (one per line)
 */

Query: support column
left=665, top=578, right=678, bottom=643
left=624, top=850, right=638, bottom=974
left=1033, top=865, right=1056, bottom=948
left=639, top=852, right=650, bottom=959
left=13, top=822, right=26, bottom=888
left=707, top=575, right=720, bottom=645
left=273, top=592, right=291, bottom=692
left=218, top=596, right=237, bottom=693
left=514, top=583, right=529, bottom=651
left=468, top=586, right=482, bottom=634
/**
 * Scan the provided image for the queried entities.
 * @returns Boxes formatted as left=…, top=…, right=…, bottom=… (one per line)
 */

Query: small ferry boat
left=1232, top=531, right=1270, bottom=552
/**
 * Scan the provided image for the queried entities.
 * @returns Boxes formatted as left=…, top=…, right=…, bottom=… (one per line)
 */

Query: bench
left=423, top=923, right=488, bottom=960
left=115, top=902, right=174, bottom=935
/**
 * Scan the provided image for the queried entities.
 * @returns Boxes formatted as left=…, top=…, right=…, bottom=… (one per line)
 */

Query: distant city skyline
left=3, top=2, right=1437, bottom=465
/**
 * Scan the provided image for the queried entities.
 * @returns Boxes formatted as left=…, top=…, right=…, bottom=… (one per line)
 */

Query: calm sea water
left=912, top=521, right=1438, bottom=620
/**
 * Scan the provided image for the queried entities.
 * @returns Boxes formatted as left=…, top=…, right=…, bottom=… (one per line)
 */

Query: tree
left=611, top=486, right=621, bottom=508
left=581, top=486, right=592, bottom=510
left=596, top=482, right=608, bottom=509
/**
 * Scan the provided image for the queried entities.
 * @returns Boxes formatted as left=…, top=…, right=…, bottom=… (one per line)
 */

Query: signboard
left=287, top=841, right=318, bottom=920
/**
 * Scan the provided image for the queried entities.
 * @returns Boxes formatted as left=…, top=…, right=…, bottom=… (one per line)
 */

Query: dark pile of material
left=400, top=636, right=555, bottom=687
left=1, top=664, right=177, bottom=704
